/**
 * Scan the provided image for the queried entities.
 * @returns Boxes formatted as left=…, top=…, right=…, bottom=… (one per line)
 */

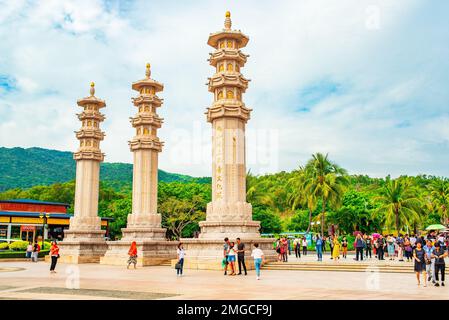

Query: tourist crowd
left=271, top=231, right=448, bottom=287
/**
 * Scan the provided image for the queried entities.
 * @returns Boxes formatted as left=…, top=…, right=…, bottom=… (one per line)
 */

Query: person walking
left=49, top=241, right=59, bottom=274
left=315, top=235, right=323, bottom=261
left=236, top=238, right=247, bottom=276
left=329, top=236, right=334, bottom=259
left=281, top=237, right=288, bottom=262
left=398, top=243, right=404, bottom=262
left=26, top=241, right=33, bottom=261
left=332, top=236, right=341, bottom=261
left=127, top=241, right=138, bottom=269
left=365, top=235, right=372, bottom=259
left=354, top=234, right=365, bottom=261
left=223, top=237, right=231, bottom=275
left=341, top=237, right=348, bottom=259
left=387, top=235, right=395, bottom=260
left=413, top=242, right=428, bottom=287
left=302, top=237, right=308, bottom=256
left=294, top=238, right=301, bottom=259
left=322, top=236, right=326, bottom=253
left=423, top=239, right=436, bottom=284
left=376, top=235, right=385, bottom=260
left=404, top=238, right=413, bottom=262
left=32, top=240, right=40, bottom=262
left=251, top=243, right=265, bottom=280
left=433, top=242, right=447, bottom=287
left=176, top=242, right=185, bottom=277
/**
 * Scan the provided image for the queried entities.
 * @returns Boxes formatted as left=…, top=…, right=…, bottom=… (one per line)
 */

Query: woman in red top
left=127, top=241, right=138, bottom=269
left=50, top=241, right=59, bottom=273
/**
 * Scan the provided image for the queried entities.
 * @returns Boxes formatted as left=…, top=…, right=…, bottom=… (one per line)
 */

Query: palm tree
left=288, top=167, right=317, bottom=233
left=373, top=178, right=422, bottom=233
left=302, top=153, right=348, bottom=236
left=428, top=178, right=449, bottom=225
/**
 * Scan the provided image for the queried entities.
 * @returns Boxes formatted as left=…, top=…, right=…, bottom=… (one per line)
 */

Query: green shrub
left=0, top=243, right=9, bottom=250
left=0, top=249, right=49, bottom=259
left=9, top=241, right=29, bottom=251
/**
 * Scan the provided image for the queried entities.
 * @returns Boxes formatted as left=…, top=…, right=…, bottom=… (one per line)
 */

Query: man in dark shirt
left=236, top=238, right=247, bottom=275
left=354, top=234, right=365, bottom=261
left=433, top=242, right=447, bottom=287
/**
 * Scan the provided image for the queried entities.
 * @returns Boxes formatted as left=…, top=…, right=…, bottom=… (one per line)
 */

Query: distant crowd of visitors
left=271, top=231, right=448, bottom=287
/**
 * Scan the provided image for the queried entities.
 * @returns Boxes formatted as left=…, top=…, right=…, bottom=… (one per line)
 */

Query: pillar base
left=121, top=227, right=167, bottom=240
left=198, top=221, right=261, bottom=239
left=100, top=240, right=178, bottom=267
left=58, top=230, right=107, bottom=264
left=176, top=238, right=277, bottom=270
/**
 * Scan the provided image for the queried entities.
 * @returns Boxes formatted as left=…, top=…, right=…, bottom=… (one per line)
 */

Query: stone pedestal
left=174, top=238, right=276, bottom=270
left=121, top=211, right=166, bottom=239
left=198, top=221, right=261, bottom=239
left=58, top=230, right=108, bottom=264
left=100, top=240, right=177, bottom=266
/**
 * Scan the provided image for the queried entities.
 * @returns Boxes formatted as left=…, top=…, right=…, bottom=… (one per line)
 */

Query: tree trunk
left=306, top=209, right=312, bottom=233
left=321, top=198, right=326, bottom=237
left=395, top=208, right=400, bottom=235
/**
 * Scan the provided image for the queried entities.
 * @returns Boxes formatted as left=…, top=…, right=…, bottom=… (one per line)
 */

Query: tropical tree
left=302, top=153, right=348, bottom=236
left=372, top=178, right=422, bottom=233
left=287, top=167, right=317, bottom=232
left=160, top=195, right=206, bottom=240
left=428, top=178, right=449, bottom=225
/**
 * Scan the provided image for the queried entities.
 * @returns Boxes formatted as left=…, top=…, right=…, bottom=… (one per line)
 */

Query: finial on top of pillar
left=145, top=63, right=151, bottom=78
left=224, top=11, right=231, bottom=30
left=90, top=82, right=95, bottom=96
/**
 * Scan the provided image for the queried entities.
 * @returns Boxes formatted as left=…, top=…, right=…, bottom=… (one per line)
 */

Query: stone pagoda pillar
left=101, top=64, right=177, bottom=266
left=121, top=63, right=167, bottom=240
left=178, top=12, right=275, bottom=270
left=59, top=83, right=108, bottom=263
left=199, top=11, right=260, bottom=239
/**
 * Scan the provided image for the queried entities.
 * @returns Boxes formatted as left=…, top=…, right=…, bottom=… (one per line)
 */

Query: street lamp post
left=39, top=212, right=50, bottom=250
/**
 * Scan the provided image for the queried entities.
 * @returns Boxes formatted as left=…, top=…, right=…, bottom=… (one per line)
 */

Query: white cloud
left=0, top=0, right=448, bottom=178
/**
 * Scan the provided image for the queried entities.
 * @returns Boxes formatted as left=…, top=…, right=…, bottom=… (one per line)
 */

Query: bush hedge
left=0, top=249, right=50, bottom=259
left=9, top=241, right=29, bottom=251
left=0, top=243, right=9, bottom=250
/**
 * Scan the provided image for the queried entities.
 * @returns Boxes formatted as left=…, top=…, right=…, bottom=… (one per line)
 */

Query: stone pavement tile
left=0, top=261, right=448, bottom=300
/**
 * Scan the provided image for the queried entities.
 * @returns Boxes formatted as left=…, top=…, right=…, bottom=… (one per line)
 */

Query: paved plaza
left=0, top=254, right=448, bottom=300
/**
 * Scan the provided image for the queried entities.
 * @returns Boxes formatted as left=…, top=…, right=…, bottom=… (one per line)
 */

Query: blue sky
left=0, top=0, right=448, bottom=178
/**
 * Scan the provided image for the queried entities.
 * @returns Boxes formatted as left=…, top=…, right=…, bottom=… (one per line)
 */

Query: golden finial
left=90, top=82, right=95, bottom=96
left=145, top=63, right=151, bottom=78
left=224, top=11, right=232, bottom=29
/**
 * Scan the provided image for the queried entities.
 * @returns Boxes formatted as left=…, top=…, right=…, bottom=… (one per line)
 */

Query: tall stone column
left=101, top=64, right=177, bottom=266
left=121, top=63, right=166, bottom=240
left=59, top=83, right=108, bottom=263
left=178, top=12, right=276, bottom=270
left=199, top=11, right=260, bottom=239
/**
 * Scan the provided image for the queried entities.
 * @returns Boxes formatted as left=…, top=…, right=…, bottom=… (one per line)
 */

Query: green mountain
left=0, top=147, right=210, bottom=191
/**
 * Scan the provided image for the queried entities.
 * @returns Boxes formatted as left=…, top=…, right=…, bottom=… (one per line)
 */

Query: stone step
left=262, top=263, right=449, bottom=273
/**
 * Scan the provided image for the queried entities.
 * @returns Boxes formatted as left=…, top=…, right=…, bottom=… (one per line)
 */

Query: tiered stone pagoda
left=59, top=83, right=108, bottom=263
left=122, top=63, right=167, bottom=240
left=179, top=12, right=275, bottom=269
left=100, top=64, right=176, bottom=266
